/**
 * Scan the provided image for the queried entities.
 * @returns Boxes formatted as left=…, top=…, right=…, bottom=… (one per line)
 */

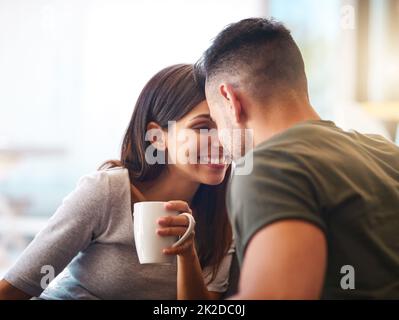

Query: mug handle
left=171, top=212, right=196, bottom=248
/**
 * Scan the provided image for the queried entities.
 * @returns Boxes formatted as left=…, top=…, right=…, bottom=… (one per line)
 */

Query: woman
left=0, top=64, right=235, bottom=300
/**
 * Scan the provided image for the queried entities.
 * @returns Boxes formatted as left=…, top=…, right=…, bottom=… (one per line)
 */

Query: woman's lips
left=205, top=163, right=226, bottom=170
left=198, top=157, right=227, bottom=169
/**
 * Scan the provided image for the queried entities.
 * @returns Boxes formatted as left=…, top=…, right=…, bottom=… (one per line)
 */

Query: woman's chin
left=200, top=171, right=227, bottom=185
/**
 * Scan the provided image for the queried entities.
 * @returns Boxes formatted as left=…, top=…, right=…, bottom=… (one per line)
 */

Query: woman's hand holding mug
left=157, top=201, right=196, bottom=258
left=133, top=201, right=195, bottom=264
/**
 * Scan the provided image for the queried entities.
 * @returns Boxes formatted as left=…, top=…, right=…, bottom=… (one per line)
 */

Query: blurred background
left=1, top=0, right=399, bottom=277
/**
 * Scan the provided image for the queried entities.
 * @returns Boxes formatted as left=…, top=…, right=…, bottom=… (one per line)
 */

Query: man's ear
left=146, top=121, right=167, bottom=151
left=219, top=83, right=243, bottom=124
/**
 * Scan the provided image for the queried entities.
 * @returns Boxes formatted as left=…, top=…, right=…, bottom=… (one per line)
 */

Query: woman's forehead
left=183, top=100, right=209, bottom=119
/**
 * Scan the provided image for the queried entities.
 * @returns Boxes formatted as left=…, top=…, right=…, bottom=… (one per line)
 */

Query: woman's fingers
left=164, top=200, right=192, bottom=214
left=163, top=234, right=195, bottom=255
left=156, top=226, right=188, bottom=237
left=157, top=214, right=189, bottom=227
left=157, top=201, right=195, bottom=257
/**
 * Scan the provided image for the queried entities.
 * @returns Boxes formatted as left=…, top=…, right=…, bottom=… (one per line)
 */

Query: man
left=195, top=18, right=399, bottom=299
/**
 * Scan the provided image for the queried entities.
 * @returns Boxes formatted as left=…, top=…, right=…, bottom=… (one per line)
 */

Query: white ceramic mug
left=133, top=201, right=195, bottom=264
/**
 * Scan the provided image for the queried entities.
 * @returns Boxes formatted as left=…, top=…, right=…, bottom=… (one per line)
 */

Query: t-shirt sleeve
left=3, top=171, right=111, bottom=297
left=202, top=242, right=235, bottom=293
left=229, top=150, right=327, bottom=259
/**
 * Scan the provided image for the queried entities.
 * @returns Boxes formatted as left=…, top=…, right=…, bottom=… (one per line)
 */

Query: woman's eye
left=191, top=122, right=213, bottom=130
left=189, top=119, right=216, bottom=131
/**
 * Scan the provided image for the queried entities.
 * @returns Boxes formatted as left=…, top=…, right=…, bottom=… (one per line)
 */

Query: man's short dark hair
left=195, top=18, right=308, bottom=99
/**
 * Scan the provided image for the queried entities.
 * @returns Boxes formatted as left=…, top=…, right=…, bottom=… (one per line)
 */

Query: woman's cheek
left=173, top=131, right=202, bottom=165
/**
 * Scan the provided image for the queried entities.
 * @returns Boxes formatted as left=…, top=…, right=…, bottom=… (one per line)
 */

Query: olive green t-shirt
left=227, top=120, right=399, bottom=299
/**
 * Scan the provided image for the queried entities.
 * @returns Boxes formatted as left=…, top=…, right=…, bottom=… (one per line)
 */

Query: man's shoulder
left=256, top=120, right=338, bottom=152
left=231, top=121, right=340, bottom=188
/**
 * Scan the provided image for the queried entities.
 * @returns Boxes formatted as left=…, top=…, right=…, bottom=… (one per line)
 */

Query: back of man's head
left=195, top=18, right=309, bottom=103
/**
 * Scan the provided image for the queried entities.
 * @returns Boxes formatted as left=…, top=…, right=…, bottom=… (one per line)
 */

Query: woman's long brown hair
left=99, top=64, right=232, bottom=281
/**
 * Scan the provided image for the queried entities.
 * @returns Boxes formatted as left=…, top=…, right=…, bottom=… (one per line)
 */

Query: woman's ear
left=146, top=121, right=167, bottom=151
left=219, top=83, right=243, bottom=125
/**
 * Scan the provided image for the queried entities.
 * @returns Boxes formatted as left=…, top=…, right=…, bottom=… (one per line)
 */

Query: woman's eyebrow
left=188, top=114, right=211, bottom=121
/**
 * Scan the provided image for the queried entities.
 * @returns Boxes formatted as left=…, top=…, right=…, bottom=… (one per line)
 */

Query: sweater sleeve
left=2, top=171, right=111, bottom=297
left=202, top=242, right=235, bottom=293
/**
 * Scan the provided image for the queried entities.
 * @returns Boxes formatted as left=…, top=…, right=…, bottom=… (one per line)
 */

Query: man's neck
left=249, top=102, right=321, bottom=148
